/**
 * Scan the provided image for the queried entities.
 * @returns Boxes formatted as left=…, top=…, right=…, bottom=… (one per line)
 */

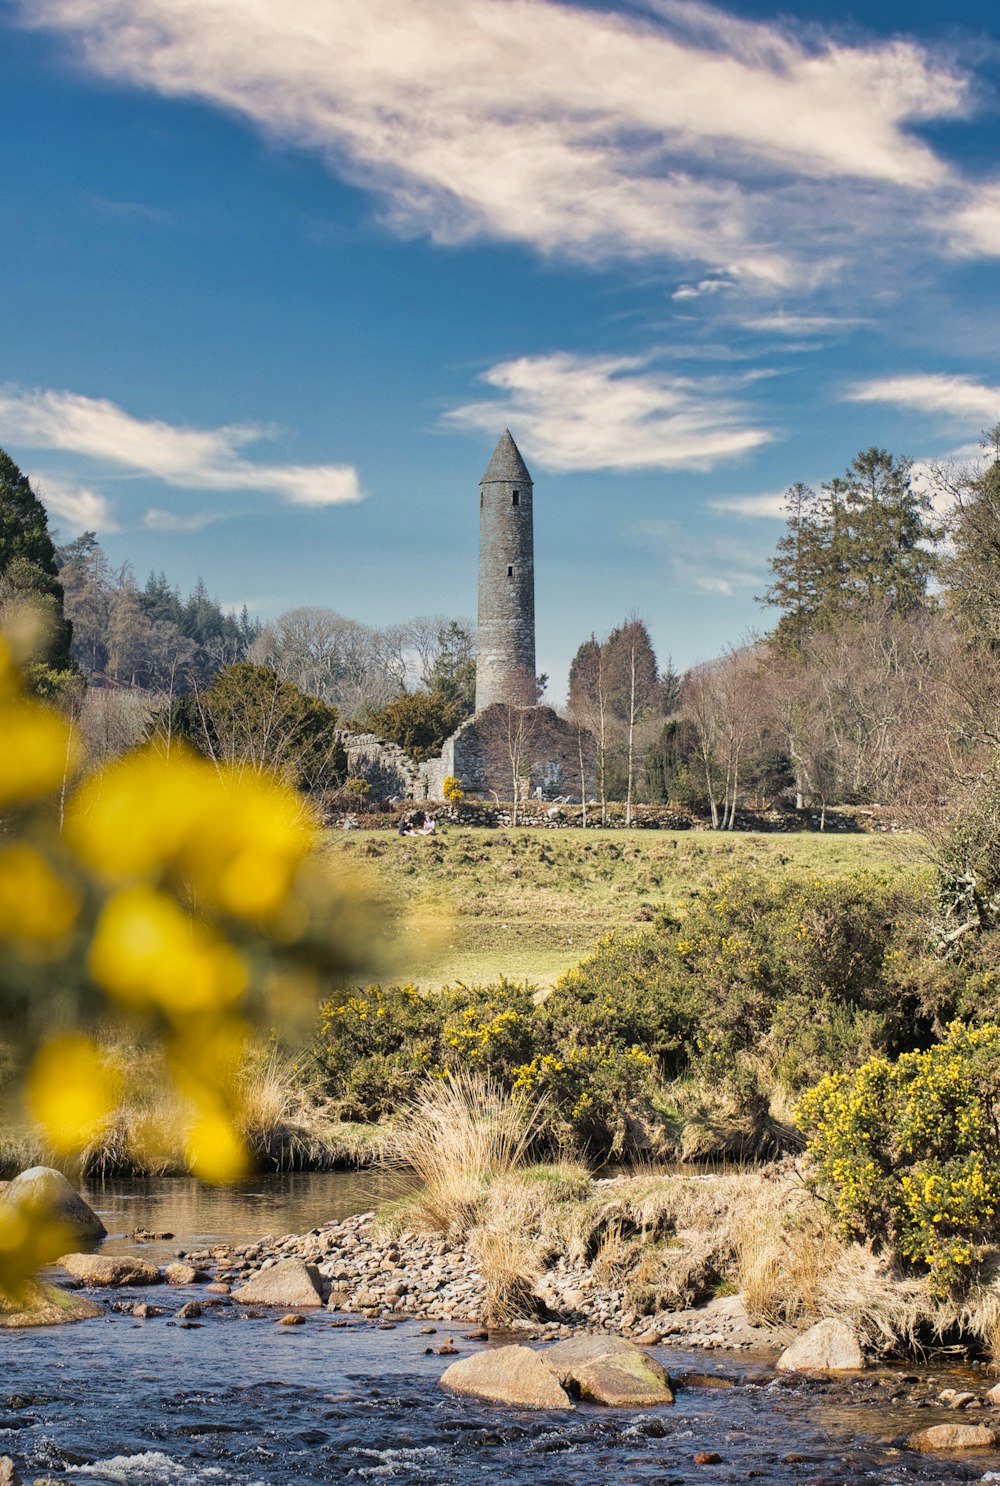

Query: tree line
left=6, top=432, right=1000, bottom=819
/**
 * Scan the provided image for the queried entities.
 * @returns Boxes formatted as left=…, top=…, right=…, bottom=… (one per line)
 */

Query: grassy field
left=328, top=826, right=924, bottom=988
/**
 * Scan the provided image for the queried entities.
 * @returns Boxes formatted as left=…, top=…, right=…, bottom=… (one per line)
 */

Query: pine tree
left=0, top=448, right=74, bottom=674
left=762, top=450, right=938, bottom=644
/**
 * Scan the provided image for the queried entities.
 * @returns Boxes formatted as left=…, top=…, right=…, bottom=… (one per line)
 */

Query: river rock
left=908, top=1423, right=998, bottom=1452
left=231, top=1259, right=323, bottom=1307
left=0, top=1456, right=21, bottom=1486
left=986, top=1382, right=1000, bottom=1407
left=440, top=1345, right=573, bottom=1409
left=776, top=1319, right=864, bottom=1373
left=165, top=1263, right=205, bottom=1286
left=541, top=1335, right=674, bottom=1406
left=0, top=1281, right=103, bottom=1328
left=1, top=1168, right=106, bottom=1242
left=59, top=1254, right=162, bottom=1287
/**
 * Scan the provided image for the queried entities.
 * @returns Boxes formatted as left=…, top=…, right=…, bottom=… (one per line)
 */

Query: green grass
left=329, top=826, right=923, bottom=988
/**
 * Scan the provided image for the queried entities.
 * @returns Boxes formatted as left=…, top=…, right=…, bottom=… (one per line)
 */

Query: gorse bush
left=547, top=871, right=932, bottom=1096
left=306, top=869, right=951, bottom=1159
left=798, top=1022, right=1000, bottom=1295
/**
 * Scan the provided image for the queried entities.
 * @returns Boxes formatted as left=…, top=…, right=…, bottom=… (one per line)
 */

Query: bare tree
left=476, top=674, right=542, bottom=825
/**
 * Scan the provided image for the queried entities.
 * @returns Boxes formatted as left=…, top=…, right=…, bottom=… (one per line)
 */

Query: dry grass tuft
left=382, top=1070, right=547, bottom=1237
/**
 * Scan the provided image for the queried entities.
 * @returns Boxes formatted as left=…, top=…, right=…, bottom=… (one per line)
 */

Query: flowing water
left=3, top=1174, right=999, bottom=1486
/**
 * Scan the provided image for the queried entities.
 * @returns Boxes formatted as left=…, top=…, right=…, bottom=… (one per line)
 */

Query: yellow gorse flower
left=66, top=746, right=313, bottom=920
left=0, top=632, right=387, bottom=1238
left=89, top=884, right=248, bottom=1014
left=0, top=845, right=80, bottom=951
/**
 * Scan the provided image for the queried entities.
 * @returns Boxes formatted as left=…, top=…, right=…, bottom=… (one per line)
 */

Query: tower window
left=512, top=490, right=520, bottom=507
left=507, top=565, right=514, bottom=577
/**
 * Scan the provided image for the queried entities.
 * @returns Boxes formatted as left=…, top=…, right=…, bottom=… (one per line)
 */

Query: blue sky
left=3, top=0, right=1000, bottom=698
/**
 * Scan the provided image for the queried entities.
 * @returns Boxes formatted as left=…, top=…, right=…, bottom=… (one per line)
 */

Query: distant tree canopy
left=0, top=448, right=75, bottom=683
left=761, top=448, right=940, bottom=646
left=56, top=533, right=259, bottom=690
left=163, top=661, right=346, bottom=794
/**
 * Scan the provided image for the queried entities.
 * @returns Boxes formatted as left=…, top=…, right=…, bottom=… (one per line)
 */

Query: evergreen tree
left=425, top=619, right=476, bottom=715
left=828, top=447, right=938, bottom=613
left=0, top=448, right=74, bottom=675
left=364, top=689, right=465, bottom=761
left=759, top=483, right=837, bottom=646
left=762, top=449, right=938, bottom=644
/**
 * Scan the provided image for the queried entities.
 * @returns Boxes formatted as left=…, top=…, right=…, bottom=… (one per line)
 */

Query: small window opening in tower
left=507, top=565, right=514, bottom=577
left=512, top=490, right=520, bottom=507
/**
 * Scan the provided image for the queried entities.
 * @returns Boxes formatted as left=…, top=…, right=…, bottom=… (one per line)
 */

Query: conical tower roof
left=481, top=429, right=532, bottom=485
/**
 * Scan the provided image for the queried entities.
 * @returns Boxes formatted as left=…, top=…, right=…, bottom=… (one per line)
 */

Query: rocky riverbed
left=162, top=1208, right=788, bottom=1351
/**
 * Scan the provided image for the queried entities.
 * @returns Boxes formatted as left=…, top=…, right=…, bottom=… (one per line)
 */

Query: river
left=3, top=1174, right=998, bottom=1486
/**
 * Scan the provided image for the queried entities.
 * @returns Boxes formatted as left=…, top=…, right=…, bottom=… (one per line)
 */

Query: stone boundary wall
left=344, top=802, right=909, bottom=833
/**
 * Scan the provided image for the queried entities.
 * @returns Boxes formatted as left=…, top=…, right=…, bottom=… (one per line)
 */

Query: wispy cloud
left=846, top=373, right=1000, bottom=426
left=741, top=312, right=867, bottom=335
left=709, top=490, right=787, bottom=517
left=635, top=514, right=766, bottom=597
left=142, top=507, right=224, bottom=533
left=20, top=0, right=981, bottom=287
left=445, top=352, right=773, bottom=472
left=672, top=275, right=738, bottom=302
left=0, top=386, right=363, bottom=508
left=32, top=473, right=119, bottom=533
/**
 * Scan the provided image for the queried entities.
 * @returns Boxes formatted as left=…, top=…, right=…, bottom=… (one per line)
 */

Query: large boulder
left=908, top=1423, right=998, bottom=1452
left=440, top=1346, right=573, bottom=1410
left=776, top=1318, right=864, bottom=1373
left=1, top=1168, right=106, bottom=1242
left=541, top=1335, right=674, bottom=1407
left=231, top=1259, right=323, bottom=1308
left=0, top=1281, right=103, bottom=1328
left=0, top=1456, right=21, bottom=1486
left=59, top=1254, right=161, bottom=1286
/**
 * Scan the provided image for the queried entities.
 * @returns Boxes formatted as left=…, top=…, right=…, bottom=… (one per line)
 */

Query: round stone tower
left=475, top=429, right=536, bottom=712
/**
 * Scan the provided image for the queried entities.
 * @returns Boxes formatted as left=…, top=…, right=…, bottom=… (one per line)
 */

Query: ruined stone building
left=341, top=431, right=593, bottom=803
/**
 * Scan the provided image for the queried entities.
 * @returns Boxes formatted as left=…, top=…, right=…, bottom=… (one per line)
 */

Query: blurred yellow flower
left=178, top=773, right=313, bottom=920
left=66, top=746, right=312, bottom=922
left=26, top=1034, right=122, bottom=1153
left=66, top=746, right=212, bottom=879
left=0, top=701, right=77, bottom=807
left=89, top=884, right=247, bottom=1014
left=0, top=845, right=80, bottom=951
left=186, top=1107, right=248, bottom=1183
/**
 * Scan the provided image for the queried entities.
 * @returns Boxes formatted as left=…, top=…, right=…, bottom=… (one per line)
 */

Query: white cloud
left=846, top=373, right=1000, bottom=425
left=21, top=0, right=974, bottom=285
left=950, top=184, right=1000, bottom=257
left=32, top=473, right=118, bottom=533
left=709, top=490, right=787, bottom=517
left=445, top=352, right=772, bottom=472
left=0, top=386, right=363, bottom=507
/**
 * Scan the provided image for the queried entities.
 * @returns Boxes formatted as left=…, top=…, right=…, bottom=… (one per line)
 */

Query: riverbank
left=147, top=1165, right=1000, bottom=1365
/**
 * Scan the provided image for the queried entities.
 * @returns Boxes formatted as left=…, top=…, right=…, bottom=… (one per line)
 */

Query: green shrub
left=302, top=869, right=956, bottom=1161
left=547, top=870, right=929, bottom=1098
left=798, top=1022, right=1000, bottom=1294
